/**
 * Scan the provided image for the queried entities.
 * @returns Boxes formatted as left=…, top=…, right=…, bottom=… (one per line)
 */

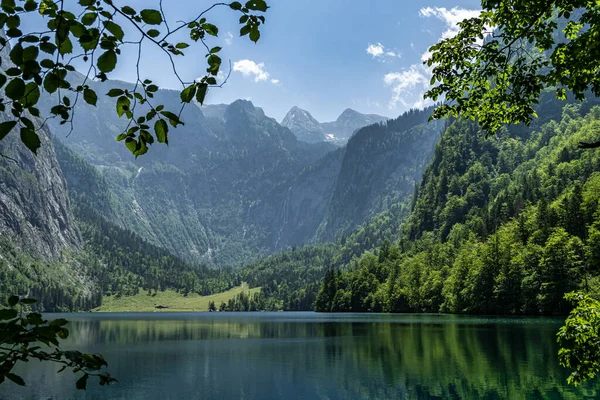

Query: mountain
left=281, top=106, right=327, bottom=143
left=34, top=74, right=434, bottom=267
left=310, top=95, right=600, bottom=315
left=0, top=59, right=442, bottom=311
left=200, top=104, right=229, bottom=120
left=315, top=108, right=441, bottom=241
left=322, top=108, right=389, bottom=143
left=282, top=106, right=389, bottom=144
left=0, top=119, right=80, bottom=262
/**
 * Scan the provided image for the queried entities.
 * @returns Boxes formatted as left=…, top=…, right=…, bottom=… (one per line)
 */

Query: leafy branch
left=0, top=0, right=269, bottom=156
left=0, top=295, right=115, bottom=389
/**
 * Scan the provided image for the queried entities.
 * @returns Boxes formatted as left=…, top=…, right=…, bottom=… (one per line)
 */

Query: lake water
left=0, top=312, right=598, bottom=399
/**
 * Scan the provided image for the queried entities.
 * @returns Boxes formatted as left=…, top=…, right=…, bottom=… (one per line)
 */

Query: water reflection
left=0, top=313, right=597, bottom=399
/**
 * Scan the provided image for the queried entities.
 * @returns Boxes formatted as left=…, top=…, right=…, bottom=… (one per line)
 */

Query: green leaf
left=125, top=137, right=137, bottom=154
left=57, top=36, right=73, bottom=55
left=160, top=111, right=183, bottom=127
left=0, top=308, right=18, bottom=320
left=202, top=23, right=218, bottom=36
left=180, top=85, right=196, bottom=103
left=69, top=22, right=86, bottom=38
left=249, top=26, right=260, bottom=43
left=81, top=12, right=97, bottom=26
left=121, top=6, right=136, bottom=15
left=175, top=42, right=189, bottom=49
left=210, top=46, right=222, bottom=54
left=97, top=50, right=117, bottom=73
left=116, top=96, right=130, bottom=118
left=240, top=24, right=251, bottom=37
left=195, top=83, right=208, bottom=105
left=230, top=1, right=242, bottom=10
left=104, top=21, right=124, bottom=41
left=147, top=29, right=160, bottom=38
left=245, top=0, right=268, bottom=12
left=7, top=295, right=19, bottom=307
left=50, top=318, right=69, bottom=327
left=24, top=1, right=37, bottom=12
left=0, top=121, right=17, bottom=140
left=154, top=119, right=168, bottom=144
left=27, top=312, right=44, bottom=325
left=43, top=73, right=60, bottom=93
left=6, top=373, right=25, bottom=387
left=22, top=46, right=39, bottom=62
left=107, top=88, right=124, bottom=97
left=83, top=88, right=97, bottom=106
left=5, top=78, right=25, bottom=100
left=20, top=127, right=41, bottom=154
left=23, top=82, right=40, bottom=107
left=76, top=374, right=88, bottom=390
left=140, top=9, right=162, bottom=25
left=39, top=41, right=57, bottom=54
left=9, top=42, right=23, bottom=65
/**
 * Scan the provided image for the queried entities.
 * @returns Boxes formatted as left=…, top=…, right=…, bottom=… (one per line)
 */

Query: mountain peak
left=337, top=108, right=361, bottom=121
left=281, top=106, right=326, bottom=144
left=228, top=99, right=256, bottom=111
left=224, top=99, right=266, bottom=121
left=282, top=106, right=320, bottom=124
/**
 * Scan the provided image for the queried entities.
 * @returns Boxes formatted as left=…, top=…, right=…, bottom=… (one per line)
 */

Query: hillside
left=36, top=73, right=437, bottom=267
left=313, top=97, right=600, bottom=314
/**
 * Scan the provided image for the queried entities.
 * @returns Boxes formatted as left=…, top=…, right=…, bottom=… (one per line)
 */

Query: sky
left=33, top=0, right=483, bottom=123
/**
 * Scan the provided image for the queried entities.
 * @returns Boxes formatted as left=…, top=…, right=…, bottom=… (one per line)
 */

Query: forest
left=314, top=100, right=600, bottom=314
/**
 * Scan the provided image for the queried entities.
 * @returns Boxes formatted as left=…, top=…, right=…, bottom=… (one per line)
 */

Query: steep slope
left=281, top=106, right=327, bottom=143
left=40, top=78, right=340, bottom=265
left=34, top=66, right=436, bottom=269
left=0, top=121, right=80, bottom=261
left=315, top=107, right=442, bottom=241
left=312, top=96, right=600, bottom=314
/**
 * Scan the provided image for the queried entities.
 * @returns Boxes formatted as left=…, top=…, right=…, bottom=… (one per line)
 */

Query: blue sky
left=37, top=0, right=482, bottom=122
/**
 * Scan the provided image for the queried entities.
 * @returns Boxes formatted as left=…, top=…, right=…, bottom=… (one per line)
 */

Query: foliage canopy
left=425, top=0, right=600, bottom=144
left=0, top=0, right=268, bottom=156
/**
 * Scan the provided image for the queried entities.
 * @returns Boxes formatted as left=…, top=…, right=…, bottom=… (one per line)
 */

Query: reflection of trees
left=9, top=316, right=599, bottom=399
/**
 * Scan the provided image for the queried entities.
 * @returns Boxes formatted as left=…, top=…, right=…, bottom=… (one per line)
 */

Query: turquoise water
left=0, top=312, right=598, bottom=399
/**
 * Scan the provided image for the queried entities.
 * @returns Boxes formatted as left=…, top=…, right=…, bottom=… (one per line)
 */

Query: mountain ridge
left=281, top=106, right=389, bottom=144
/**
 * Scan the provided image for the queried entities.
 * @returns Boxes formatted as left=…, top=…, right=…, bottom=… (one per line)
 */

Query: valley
left=1, top=0, right=600, bottom=396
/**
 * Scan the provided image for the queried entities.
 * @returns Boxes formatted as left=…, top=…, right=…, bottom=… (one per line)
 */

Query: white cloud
left=225, top=32, right=233, bottom=46
left=384, top=66, right=431, bottom=109
left=367, top=43, right=385, bottom=57
left=366, top=43, right=401, bottom=60
left=380, top=6, right=481, bottom=111
left=419, top=7, right=481, bottom=39
left=271, top=79, right=280, bottom=85
left=233, top=60, right=271, bottom=82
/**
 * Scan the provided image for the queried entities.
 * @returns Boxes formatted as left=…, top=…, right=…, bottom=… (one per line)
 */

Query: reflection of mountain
left=4, top=315, right=594, bottom=399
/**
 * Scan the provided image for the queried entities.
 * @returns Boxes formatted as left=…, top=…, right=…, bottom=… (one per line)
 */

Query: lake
left=0, top=312, right=598, bottom=399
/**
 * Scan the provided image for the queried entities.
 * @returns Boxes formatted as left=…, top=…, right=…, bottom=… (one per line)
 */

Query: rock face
left=35, top=66, right=439, bottom=267
left=0, top=33, right=80, bottom=262
left=0, top=119, right=81, bottom=261
left=281, top=106, right=327, bottom=143
left=282, top=106, right=389, bottom=145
